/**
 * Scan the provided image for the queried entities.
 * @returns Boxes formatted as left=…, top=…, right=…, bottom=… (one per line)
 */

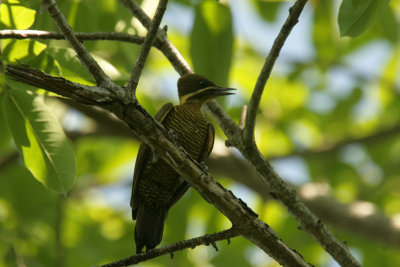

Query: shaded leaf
left=253, top=0, right=282, bottom=22
left=2, top=89, right=76, bottom=195
left=190, top=0, right=233, bottom=86
left=338, top=0, right=389, bottom=37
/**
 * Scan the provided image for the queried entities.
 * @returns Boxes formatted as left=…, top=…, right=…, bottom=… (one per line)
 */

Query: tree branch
left=0, top=30, right=160, bottom=47
left=98, top=228, right=240, bottom=267
left=117, top=0, right=192, bottom=75
left=243, top=0, right=308, bottom=144
left=125, top=0, right=169, bottom=97
left=6, top=64, right=114, bottom=104
left=44, top=0, right=116, bottom=89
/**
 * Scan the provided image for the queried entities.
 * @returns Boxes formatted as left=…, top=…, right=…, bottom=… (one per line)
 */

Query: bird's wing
left=131, top=103, right=174, bottom=219
left=165, top=123, right=215, bottom=210
left=202, top=123, right=215, bottom=160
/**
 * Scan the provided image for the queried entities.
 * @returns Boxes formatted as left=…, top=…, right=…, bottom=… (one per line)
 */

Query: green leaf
left=0, top=1, right=36, bottom=29
left=375, top=5, right=399, bottom=43
left=190, top=0, right=233, bottom=86
left=0, top=40, right=47, bottom=63
left=252, top=0, right=283, bottom=22
left=338, top=0, right=390, bottom=37
left=2, top=89, right=76, bottom=195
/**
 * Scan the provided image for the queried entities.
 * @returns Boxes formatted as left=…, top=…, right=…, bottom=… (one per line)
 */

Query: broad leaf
left=338, top=0, right=389, bottom=37
left=253, top=0, right=282, bottom=22
left=0, top=1, right=36, bottom=29
left=190, top=0, right=233, bottom=86
left=2, top=89, right=76, bottom=195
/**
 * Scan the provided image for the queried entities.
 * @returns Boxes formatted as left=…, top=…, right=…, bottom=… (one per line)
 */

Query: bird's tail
left=134, top=204, right=167, bottom=253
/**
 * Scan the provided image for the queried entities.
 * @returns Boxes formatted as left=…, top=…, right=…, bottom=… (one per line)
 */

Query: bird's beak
left=207, top=86, right=236, bottom=97
left=183, top=86, right=236, bottom=104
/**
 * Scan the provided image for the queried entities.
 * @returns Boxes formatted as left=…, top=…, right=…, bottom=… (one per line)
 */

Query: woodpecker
left=131, top=74, right=235, bottom=253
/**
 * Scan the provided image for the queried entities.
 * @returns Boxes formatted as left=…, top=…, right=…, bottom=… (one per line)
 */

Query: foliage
left=1, top=0, right=400, bottom=266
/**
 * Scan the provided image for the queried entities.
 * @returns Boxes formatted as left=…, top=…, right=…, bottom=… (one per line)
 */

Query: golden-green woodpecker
left=131, top=74, right=235, bottom=253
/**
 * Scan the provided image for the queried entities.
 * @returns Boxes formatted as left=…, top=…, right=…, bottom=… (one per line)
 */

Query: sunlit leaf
left=2, top=89, right=76, bottom=195
left=338, top=0, right=390, bottom=37
left=190, top=0, right=233, bottom=86
left=0, top=2, right=36, bottom=29
left=1, top=40, right=47, bottom=62
left=45, top=47, right=94, bottom=84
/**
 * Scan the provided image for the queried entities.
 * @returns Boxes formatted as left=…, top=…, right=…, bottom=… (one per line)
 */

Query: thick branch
left=6, top=64, right=113, bottom=104
left=44, top=0, right=114, bottom=88
left=98, top=228, right=240, bottom=267
left=243, top=0, right=308, bottom=143
left=126, top=0, right=169, bottom=96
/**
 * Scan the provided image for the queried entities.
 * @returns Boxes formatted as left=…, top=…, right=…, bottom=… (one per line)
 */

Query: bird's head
left=177, top=74, right=235, bottom=105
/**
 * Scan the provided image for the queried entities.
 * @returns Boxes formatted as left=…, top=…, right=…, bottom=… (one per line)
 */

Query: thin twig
left=118, top=0, right=152, bottom=28
left=117, top=0, right=191, bottom=75
left=44, top=0, right=115, bottom=89
left=243, top=0, right=308, bottom=143
left=125, top=0, right=169, bottom=97
left=0, top=29, right=159, bottom=46
left=98, top=228, right=240, bottom=267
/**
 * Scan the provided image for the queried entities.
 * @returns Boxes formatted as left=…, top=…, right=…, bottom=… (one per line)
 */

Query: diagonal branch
left=118, top=0, right=153, bottom=28
left=243, top=0, right=308, bottom=144
left=45, top=0, right=117, bottom=90
left=125, top=0, right=169, bottom=97
left=98, top=228, right=240, bottom=267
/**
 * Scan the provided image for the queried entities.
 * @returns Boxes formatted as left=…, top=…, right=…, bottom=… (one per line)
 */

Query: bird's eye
left=199, top=80, right=207, bottom=87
